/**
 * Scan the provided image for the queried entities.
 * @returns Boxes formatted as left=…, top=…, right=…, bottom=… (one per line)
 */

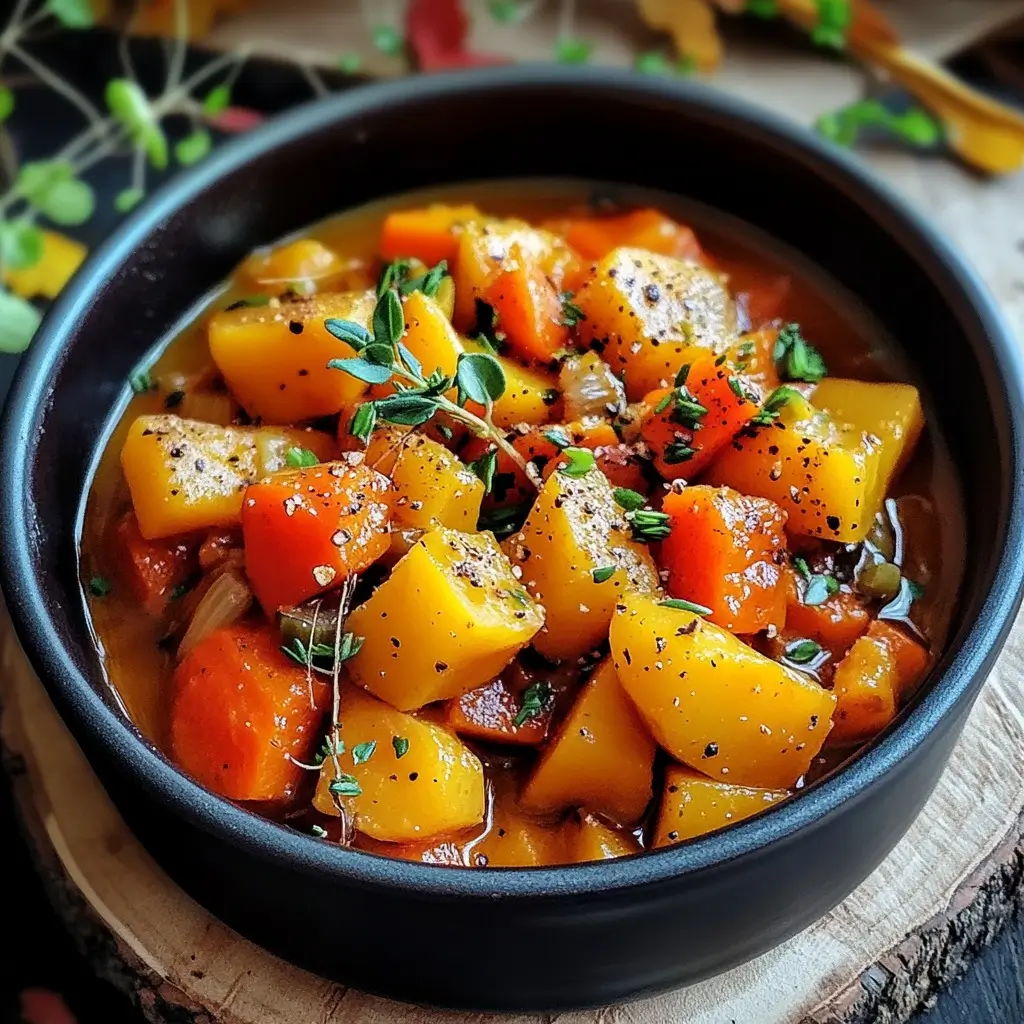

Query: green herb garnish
left=784, top=638, right=823, bottom=665
left=751, top=385, right=803, bottom=427
left=515, top=680, right=554, bottom=727
left=468, top=448, right=498, bottom=493
left=88, top=575, right=112, bottom=597
left=129, top=370, right=153, bottom=394
left=310, top=824, right=329, bottom=838
left=592, top=565, right=616, bottom=584
left=663, top=442, right=696, bottom=465
left=560, top=293, right=585, bottom=327
left=328, top=774, right=363, bottom=797
left=558, top=447, right=595, bottom=478
left=773, top=324, right=826, bottom=383
left=392, top=736, right=410, bottom=759
left=285, top=446, right=319, bottom=469
left=544, top=427, right=572, bottom=450
left=613, top=487, right=647, bottom=512
left=629, top=509, right=672, bottom=543
left=658, top=598, right=712, bottom=615
left=351, top=740, right=377, bottom=765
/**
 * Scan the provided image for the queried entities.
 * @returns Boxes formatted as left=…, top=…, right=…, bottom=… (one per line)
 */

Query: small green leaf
left=325, top=357, right=394, bottom=385
left=401, top=259, right=448, bottom=298
left=557, top=447, right=595, bottom=478
left=891, top=108, right=943, bottom=147
left=456, top=351, right=506, bottom=405
left=202, top=84, right=231, bottom=116
left=0, top=85, right=14, bottom=123
left=468, top=448, right=498, bottom=493
left=350, top=403, right=377, bottom=443
left=397, top=342, right=422, bottom=378
left=174, top=129, right=212, bottom=167
left=105, top=79, right=168, bottom=170
left=746, top=0, right=778, bottom=16
left=0, top=291, right=41, bottom=354
left=129, top=370, right=153, bottom=394
left=559, top=293, right=585, bottom=327
left=88, top=575, right=112, bottom=596
left=392, top=735, right=410, bottom=758
left=351, top=740, right=377, bottom=765
left=338, top=52, right=363, bottom=74
left=487, top=0, right=524, bottom=21
left=363, top=342, right=397, bottom=366
left=328, top=773, right=363, bottom=797
left=310, top=824, right=328, bottom=838
left=43, top=177, right=94, bottom=226
left=372, top=24, right=404, bottom=56
left=46, top=0, right=95, bottom=28
left=373, top=289, right=404, bottom=348
left=658, top=598, right=712, bottom=615
left=613, top=488, right=646, bottom=512
left=784, top=638, right=823, bottom=665
left=634, top=51, right=669, bottom=76
left=802, top=575, right=831, bottom=607
left=592, top=565, right=616, bottom=584
left=751, top=385, right=803, bottom=426
left=285, top=447, right=319, bottom=469
left=377, top=259, right=410, bottom=296
left=629, top=508, right=672, bottom=542
left=0, top=220, right=44, bottom=270
left=324, top=317, right=373, bottom=350
left=373, top=393, right=438, bottom=427
left=544, top=427, right=572, bottom=450
left=556, top=37, right=592, bottom=64
left=514, top=681, right=553, bottom=727
left=114, top=187, right=144, bottom=213
left=774, top=323, right=827, bottom=383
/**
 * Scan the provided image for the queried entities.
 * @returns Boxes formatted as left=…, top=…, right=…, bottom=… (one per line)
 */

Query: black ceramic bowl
left=2, top=67, right=1023, bottom=1012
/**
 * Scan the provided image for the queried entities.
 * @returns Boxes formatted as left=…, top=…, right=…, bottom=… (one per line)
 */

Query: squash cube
left=506, top=466, right=659, bottom=662
left=566, top=813, right=643, bottom=862
left=610, top=594, right=836, bottom=789
left=346, top=528, right=544, bottom=710
left=521, top=659, right=656, bottom=824
left=654, top=766, right=788, bottom=847
left=313, top=686, right=485, bottom=842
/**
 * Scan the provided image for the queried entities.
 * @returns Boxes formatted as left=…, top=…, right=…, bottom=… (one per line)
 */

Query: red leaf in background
left=207, top=107, right=266, bottom=134
left=19, top=990, right=77, bottom=1024
left=406, top=0, right=508, bottom=71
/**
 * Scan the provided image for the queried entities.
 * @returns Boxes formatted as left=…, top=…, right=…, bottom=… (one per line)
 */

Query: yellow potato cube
left=610, top=594, right=836, bottom=789
left=208, top=290, right=375, bottom=422
left=401, top=289, right=465, bottom=380
left=653, top=766, right=789, bottom=847
left=707, top=391, right=881, bottom=543
left=313, top=686, right=485, bottom=842
left=505, top=467, right=659, bottom=662
left=365, top=428, right=483, bottom=532
left=566, top=813, right=643, bottom=862
left=467, top=342, right=559, bottom=429
left=520, top=659, right=656, bottom=825
left=575, top=248, right=737, bottom=401
left=346, top=528, right=544, bottom=710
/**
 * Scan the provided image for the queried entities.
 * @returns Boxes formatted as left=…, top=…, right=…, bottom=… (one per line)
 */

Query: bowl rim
left=3, top=64, right=1023, bottom=900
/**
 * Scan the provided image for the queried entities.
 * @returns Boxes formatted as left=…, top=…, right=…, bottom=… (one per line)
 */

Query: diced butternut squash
left=784, top=569, right=871, bottom=657
left=640, top=355, right=760, bottom=480
left=653, top=766, right=788, bottom=847
left=346, top=528, right=544, bottom=710
left=312, top=685, right=485, bottom=842
left=660, top=485, right=787, bottom=634
left=208, top=290, right=375, bottom=422
left=380, top=204, right=481, bottom=266
left=121, top=415, right=258, bottom=539
left=111, top=511, right=198, bottom=616
left=470, top=779, right=567, bottom=867
left=812, top=379, right=924, bottom=494
left=484, top=245, right=569, bottom=363
left=868, top=620, right=930, bottom=701
left=558, top=208, right=703, bottom=264
left=365, top=428, right=483, bottom=532
left=241, top=238, right=346, bottom=291
left=575, top=248, right=737, bottom=401
left=567, top=814, right=643, bottom=862
left=708, top=391, right=881, bottom=543
left=171, top=624, right=328, bottom=802
left=521, top=659, right=656, bottom=824
left=829, top=631, right=900, bottom=744
left=610, top=594, right=836, bottom=789
left=505, top=465, right=659, bottom=662
left=241, top=459, right=393, bottom=611
left=252, top=427, right=336, bottom=476
left=453, top=219, right=580, bottom=330
left=463, top=338, right=560, bottom=429
left=399, top=289, right=465, bottom=382
left=725, top=327, right=780, bottom=400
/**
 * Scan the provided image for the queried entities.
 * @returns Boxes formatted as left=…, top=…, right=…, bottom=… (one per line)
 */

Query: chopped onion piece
left=177, top=569, right=253, bottom=659
left=559, top=352, right=626, bottom=422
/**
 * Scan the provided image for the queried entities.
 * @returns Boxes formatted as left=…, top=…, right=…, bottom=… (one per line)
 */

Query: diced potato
left=121, top=415, right=257, bottom=539
left=365, top=428, right=483, bottom=532
left=346, top=528, right=544, bottom=710
left=708, top=391, right=881, bottom=543
left=520, top=659, right=656, bottom=824
left=610, top=594, right=836, bottom=789
left=453, top=219, right=580, bottom=329
left=253, top=427, right=336, bottom=477
left=566, top=813, right=643, bottom=862
left=312, top=686, right=485, bottom=842
left=575, top=248, right=737, bottom=401
left=653, top=766, right=788, bottom=847
left=505, top=466, right=659, bottom=662
left=812, top=379, right=924, bottom=498
left=208, top=290, right=375, bottom=422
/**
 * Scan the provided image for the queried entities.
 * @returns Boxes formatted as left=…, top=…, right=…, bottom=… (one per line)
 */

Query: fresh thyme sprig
left=326, top=261, right=536, bottom=485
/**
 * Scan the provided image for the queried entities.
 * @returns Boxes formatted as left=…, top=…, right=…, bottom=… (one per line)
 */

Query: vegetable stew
left=81, top=182, right=964, bottom=867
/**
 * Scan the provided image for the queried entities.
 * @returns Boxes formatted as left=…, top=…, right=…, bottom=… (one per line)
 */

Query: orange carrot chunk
left=111, top=511, right=197, bottom=616
left=784, top=569, right=871, bottom=658
left=241, top=459, right=393, bottom=612
left=660, top=485, right=788, bottom=634
left=640, top=354, right=757, bottom=480
left=379, top=204, right=480, bottom=266
left=830, top=630, right=901, bottom=744
left=558, top=208, right=704, bottom=264
left=484, top=244, right=569, bottom=364
left=171, top=624, right=329, bottom=802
